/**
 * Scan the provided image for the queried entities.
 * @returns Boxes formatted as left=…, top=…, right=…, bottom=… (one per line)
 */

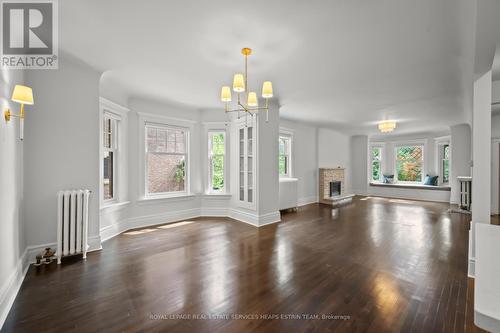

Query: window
left=146, top=124, right=188, bottom=195
left=371, top=147, right=382, bottom=182
left=279, top=135, right=292, bottom=177
left=208, top=131, right=226, bottom=192
left=103, top=116, right=116, bottom=201
left=442, top=144, right=450, bottom=184
left=395, top=145, right=424, bottom=182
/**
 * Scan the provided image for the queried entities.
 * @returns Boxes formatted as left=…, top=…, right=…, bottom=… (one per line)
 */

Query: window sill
left=137, top=193, right=196, bottom=205
left=279, top=177, right=298, bottom=182
left=100, top=201, right=131, bottom=212
left=369, top=182, right=451, bottom=191
left=202, top=193, right=232, bottom=198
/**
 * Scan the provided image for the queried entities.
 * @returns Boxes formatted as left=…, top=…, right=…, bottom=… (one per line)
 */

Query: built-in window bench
left=368, top=182, right=451, bottom=203
left=369, top=182, right=451, bottom=191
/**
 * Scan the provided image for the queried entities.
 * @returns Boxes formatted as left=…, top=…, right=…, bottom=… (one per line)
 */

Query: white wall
left=24, top=55, right=102, bottom=250
left=470, top=70, right=493, bottom=279
left=0, top=69, right=26, bottom=328
left=317, top=128, right=351, bottom=191
left=279, top=119, right=318, bottom=205
left=257, top=101, right=280, bottom=218
left=350, top=135, right=368, bottom=195
left=490, top=114, right=500, bottom=214
left=472, top=71, right=492, bottom=224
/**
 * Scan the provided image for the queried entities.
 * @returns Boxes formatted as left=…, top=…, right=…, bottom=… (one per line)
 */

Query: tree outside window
left=371, top=147, right=382, bottom=181
left=209, top=132, right=225, bottom=192
left=396, top=145, right=423, bottom=182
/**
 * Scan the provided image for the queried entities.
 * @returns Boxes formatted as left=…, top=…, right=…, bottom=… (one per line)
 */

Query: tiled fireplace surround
left=319, top=168, right=345, bottom=205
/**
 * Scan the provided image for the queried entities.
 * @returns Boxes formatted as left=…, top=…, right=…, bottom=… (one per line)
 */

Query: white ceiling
left=60, top=0, right=475, bottom=135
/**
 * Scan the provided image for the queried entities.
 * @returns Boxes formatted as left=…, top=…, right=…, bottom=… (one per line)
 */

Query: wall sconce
left=4, top=85, right=34, bottom=140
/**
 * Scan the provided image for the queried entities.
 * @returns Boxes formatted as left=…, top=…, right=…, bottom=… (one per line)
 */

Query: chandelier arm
left=245, top=53, right=248, bottom=101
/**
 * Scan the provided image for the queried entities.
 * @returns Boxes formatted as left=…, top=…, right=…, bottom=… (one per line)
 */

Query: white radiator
left=279, top=178, right=298, bottom=210
left=57, top=190, right=90, bottom=264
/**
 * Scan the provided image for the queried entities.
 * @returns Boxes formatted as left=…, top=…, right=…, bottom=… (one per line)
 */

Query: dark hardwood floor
left=2, top=197, right=486, bottom=332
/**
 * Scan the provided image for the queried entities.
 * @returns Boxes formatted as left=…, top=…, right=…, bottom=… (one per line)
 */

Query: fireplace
left=330, top=181, right=341, bottom=197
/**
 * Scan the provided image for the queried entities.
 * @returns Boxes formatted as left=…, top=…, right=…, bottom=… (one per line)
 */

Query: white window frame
left=208, top=130, right=227, bottom=193
left=279, top=133, right=293, bottom=178
left=102, top=115, right=118, bottom=203
left=435, top=136, right=451, bottom=185
left=144, top=123, right=190, bottom=198
left=370, top=145, right=384, bottom=182
left=394, top=143, right=425, bottom=183
left=99, top=98, right=130, bottom=208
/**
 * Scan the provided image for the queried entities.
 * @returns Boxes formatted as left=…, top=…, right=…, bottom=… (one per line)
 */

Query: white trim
left=279, top=126, right=295, bottom=135
left=136, top=194, right=196, bottom=205
left=0, top=249, right=28, bottom=331
left=469, top=257, right=476, bottom=278
left=100, top=201, right=130, bottom=213
left=202, top=121, right=229, bottom=126
left=99, top=98, right=129, bottom=208
left=434, top=136, right=451, bottom=185
left=200, top=207, right=230, bottom=217
left=137, top=111, right=197, bottom=124
left=126, top=208, right=201, bottom=231
left=201, top=193, right=232, bottom=199
left=100, top=97, right=130, bottom=115
left=228, top=209, right=281, bottom=227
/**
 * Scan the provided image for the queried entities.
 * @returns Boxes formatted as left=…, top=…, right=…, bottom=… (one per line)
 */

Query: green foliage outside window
left=174, top=159, right=185, bottom=183
left=211, top=133, right=225, bottom=190
left=279, top=137, right=289, bottom=176
left=396, top=146, right=423, bottom=182
left=372, top=148, right=381, bottom=181
left=443, top=145, right=450, bottom=183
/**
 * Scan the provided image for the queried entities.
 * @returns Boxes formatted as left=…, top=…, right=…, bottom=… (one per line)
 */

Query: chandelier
left=220, top=48, right=274, bottom=121
left=378, top=120, right=396, bottom=133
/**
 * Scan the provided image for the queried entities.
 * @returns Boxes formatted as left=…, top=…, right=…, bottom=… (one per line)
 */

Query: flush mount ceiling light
left=378, top=120, right=396, bottom=133
left=220, top=48, right=274, bottom=122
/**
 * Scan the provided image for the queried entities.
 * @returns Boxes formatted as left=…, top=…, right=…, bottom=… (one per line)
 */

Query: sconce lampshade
left=11, top=85, right=34, bottom=105
left=220, top=86, right=231, bottom=102
left=232, top=73, right=245, bottom=92
left=247, top=92, right=258, bottom=107
left=262, top=81, right=273, bottom=98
